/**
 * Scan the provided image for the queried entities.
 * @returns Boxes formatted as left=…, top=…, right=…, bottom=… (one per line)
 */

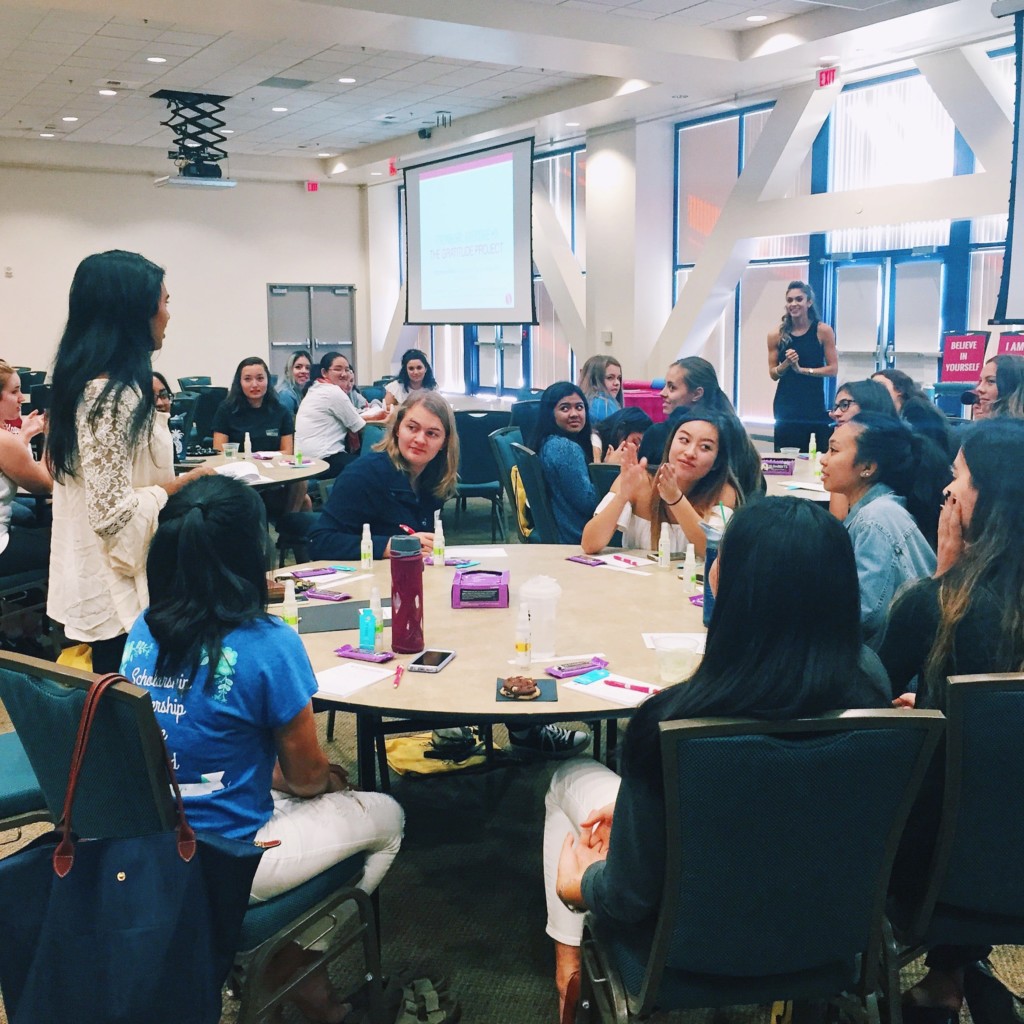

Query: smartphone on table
left=407, top=649, right=456, bottom=673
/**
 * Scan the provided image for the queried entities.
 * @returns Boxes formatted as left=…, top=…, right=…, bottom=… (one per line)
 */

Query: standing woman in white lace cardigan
left=47, top=250, right=211, bottom=673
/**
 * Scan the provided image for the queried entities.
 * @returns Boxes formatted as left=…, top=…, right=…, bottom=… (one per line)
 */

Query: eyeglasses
left=155, top=390, right=172, bottom=399
left=831, top=398, right=855, bottom=414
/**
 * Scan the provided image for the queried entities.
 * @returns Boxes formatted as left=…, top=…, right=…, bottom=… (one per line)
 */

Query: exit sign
left=304, top=181, right=319, bottom=193
left=818, top=66, right=838, bottom=88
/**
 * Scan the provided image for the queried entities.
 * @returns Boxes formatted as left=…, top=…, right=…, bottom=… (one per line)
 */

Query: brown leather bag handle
left=53, top=673, right=196, bottom=877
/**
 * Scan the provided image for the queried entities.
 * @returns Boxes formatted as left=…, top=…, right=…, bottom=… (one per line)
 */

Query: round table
left=284, top=544, right=706, bottom=787
left=179, top=452, right=328, bottom=486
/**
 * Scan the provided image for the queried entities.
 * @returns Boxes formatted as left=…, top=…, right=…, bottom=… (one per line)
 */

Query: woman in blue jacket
left=530, top=382, right=598, bottom=545
left=309, top=391, right=459, bottom=560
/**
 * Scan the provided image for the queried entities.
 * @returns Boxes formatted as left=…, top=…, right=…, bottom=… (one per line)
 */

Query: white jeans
left=543, top=758, right=622, bottom=946
left=251, top=788, right=404, bottom=902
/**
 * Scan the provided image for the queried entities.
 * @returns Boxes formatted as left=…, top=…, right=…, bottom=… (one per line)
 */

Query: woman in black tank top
left=767, top=280, right=837, bottom=451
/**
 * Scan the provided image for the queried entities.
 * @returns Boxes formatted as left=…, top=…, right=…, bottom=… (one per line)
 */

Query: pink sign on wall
left=997, top=333, right=1024, bottom=356
left=941, top=332, right=989, bottom=383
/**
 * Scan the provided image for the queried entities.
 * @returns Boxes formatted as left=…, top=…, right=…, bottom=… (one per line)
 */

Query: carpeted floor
left=2, top=499, right=1022, bottom=1023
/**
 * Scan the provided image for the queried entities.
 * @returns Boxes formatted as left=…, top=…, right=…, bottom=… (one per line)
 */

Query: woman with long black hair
left=878, top=419, right=1024, bottom=1024
left=47, top=250, right=209, bottom=672
left=544, top=498, right=890, bottom=1020
left=530, top=382, right=598, bottom=545
left=121, top=474, right=403, bottom=1023
left=767, top=280, right=838, bottom=451
left=820, top=413, right=949, bottom=645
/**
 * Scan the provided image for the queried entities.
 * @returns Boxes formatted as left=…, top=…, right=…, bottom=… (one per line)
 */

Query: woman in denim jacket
left=821, top=412, right=951, bottom=647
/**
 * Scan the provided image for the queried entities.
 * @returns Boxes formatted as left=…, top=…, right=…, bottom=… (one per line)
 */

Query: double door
left=832, top=257, right=944, bottom=385
left=267, top=284, right=356, bottom=382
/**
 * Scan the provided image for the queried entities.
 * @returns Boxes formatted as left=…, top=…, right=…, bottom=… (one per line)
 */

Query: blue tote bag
left=0, top=674, right=264, bottom=1024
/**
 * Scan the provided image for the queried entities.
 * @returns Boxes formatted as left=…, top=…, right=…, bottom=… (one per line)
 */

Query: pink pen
left=393, top=664, right=404, bottom=689
left=613, top=555, right=642, bottom=567
left=604, top=679, right=658, bottom=695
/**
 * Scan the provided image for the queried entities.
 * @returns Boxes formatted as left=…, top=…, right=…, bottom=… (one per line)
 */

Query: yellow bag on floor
left=385, top=732, right=487, bottom=777
left=56, top=643, right=92, bottom=672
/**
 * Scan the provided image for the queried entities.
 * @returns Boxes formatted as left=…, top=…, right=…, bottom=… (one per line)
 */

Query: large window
left=829, top=74, right=954, bottom=252
left=673, top=50, right=1012, bottom=415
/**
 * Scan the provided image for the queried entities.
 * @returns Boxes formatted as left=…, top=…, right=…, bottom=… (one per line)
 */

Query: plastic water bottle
left=281, top=579, right=299, bottom=633
left=360, top=523, right=373, bottom=571
left=432, top=518, right=446, bottom=568
left=514, top=602, right=531, bottom=667
left=683, top=543, right=699, bottom=595
left=370, top=586, right=384, bottom=653
left=808, top=432, right=821, bottom=478
left=243, top=431, right=253, bottom=458
left=390, top=534, right=425, bottom=654
left=657, top=522, right=670, bottom=569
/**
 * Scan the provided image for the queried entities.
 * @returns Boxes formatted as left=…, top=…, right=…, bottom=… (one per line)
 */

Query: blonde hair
left=578, top=355, right=623, bottom=403
left=377, top=391, right=460, bottom=500
left=0, top=361, right=15, bottom=392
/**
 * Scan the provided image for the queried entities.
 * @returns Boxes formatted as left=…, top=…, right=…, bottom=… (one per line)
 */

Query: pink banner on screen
left=997, top=333, right=1024, bottom=356
left=420, top=151, right=511, bottom=181
left=941, top=333, right=988, bottom=383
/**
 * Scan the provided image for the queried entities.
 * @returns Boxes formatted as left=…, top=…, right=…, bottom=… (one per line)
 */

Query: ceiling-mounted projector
left=154, top=174, right=237, bottom=189
left=152, top=88, right=235, bottom=190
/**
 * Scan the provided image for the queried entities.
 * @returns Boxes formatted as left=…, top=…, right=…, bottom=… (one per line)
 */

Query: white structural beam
left=646, top=78, right=840, bottom=375
left=532, top=186, right=587, bottom=356
left=917, top=47, right=1013, bottom=175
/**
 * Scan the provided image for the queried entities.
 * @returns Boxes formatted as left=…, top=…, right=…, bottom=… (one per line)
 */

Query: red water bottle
left=389, top=534, right=424, bottom=653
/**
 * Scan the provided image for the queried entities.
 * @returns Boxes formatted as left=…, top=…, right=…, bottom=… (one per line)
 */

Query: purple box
left=452, top=569, right=510, bottom=609
left=761, top=456, right=796, bottom=476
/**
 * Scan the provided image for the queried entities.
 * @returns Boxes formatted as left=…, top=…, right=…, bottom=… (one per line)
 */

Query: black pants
left=90, top=634, right=128, bottom=675
left=0, top=526, right=50, bottom=576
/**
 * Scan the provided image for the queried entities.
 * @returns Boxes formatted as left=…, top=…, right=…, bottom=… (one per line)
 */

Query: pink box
left=761, top=457, right=796, bottom=476
left=451, top=569, right=510, bottom=609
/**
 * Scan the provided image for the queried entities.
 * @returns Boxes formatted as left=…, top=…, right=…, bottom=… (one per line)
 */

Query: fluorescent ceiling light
left=747, top=14, right=768, bottom=21
left=147, top=56, right=167, bottom=63
left=338, top=77, right=356, bottom=83
left=272, top=106, right=288, bottom=112
left=99, top=88, right=117, bottom=96
left=62, top=116, right=78, bottom=122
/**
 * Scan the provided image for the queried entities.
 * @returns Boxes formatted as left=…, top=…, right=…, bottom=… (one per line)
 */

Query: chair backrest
left=359, top=385, right=385, bottom=403
left=178, top=375, right=212, bottom=390
left=509, top=399, right=541, bottom=443
left=588, top=462, right=619, bottom=504
left=0, top=651, right=177, bottom=838
left=455, top=410, right=511, bottom=487
left=190, top=387, right=229, bottom=445
left=489, top=426, right=522, bottom=505
left=630, top=710, right=944, bottom=1016
left=902, top=673, right=1024, bottom=942
left=170, top=391, right=200, bottom=450
left=361, top=422, right=387, bottom=452
left=19, top=370, right=46, bottom=391
left=510, top=442, right=561, bottom=543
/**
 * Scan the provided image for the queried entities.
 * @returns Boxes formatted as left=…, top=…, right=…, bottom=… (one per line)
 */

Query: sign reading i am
left=997, top=332, right=1024, bottom=356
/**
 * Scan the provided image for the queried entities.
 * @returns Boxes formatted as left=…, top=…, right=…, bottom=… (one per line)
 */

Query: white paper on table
left=445, top=545, right=508, bottom=558
left=642, top=632, right=706, bottom=653
left=215, top=462, right=273, bottom=485
left=594, top=554, right=652, bottom=576
left=784, top=480, right=826, bottom=493
left=564, top=672, right=662, bottom=707
left=315, top=663, right=394, bottom=698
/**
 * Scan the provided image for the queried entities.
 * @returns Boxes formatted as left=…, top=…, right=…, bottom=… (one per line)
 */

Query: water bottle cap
left=390, top=535, right=421, bottom=556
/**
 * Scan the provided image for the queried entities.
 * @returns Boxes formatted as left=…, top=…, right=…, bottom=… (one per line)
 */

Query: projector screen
left=994, top=12, right=1024, bottom=324
left=404, top=138, right=536, bottom=326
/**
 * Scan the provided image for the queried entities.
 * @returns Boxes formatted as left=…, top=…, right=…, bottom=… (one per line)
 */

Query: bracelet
left=666, top=494, right=684, bottom=506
